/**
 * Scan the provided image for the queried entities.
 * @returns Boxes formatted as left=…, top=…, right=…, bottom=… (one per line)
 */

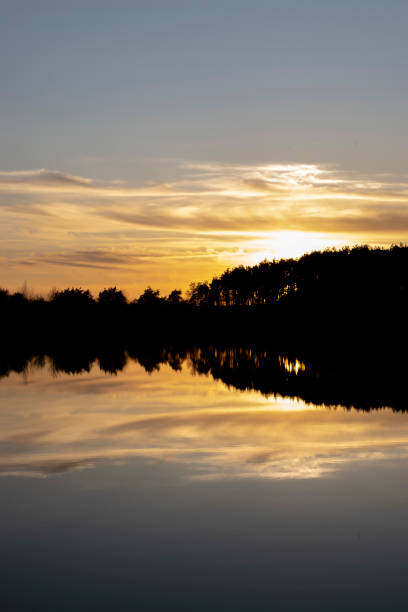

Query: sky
left=1, top=0, right=407, bottom=298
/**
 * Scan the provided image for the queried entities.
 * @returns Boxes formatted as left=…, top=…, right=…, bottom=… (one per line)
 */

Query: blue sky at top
left=1, top=1, right=407, bottom=294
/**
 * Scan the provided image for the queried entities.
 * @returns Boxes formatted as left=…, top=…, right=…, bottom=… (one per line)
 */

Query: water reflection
left=0, top=350, right=407, bottom=481
left=1, top=343, right=407, bottom=410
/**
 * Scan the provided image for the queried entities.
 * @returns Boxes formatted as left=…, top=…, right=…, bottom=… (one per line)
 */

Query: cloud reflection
left=1, top=362, right=408, bottom=481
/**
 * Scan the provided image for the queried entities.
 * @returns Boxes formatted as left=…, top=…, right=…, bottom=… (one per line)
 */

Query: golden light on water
left=1, top=361, right=407, bottom=481
left=278, top=357, right=306, bottom=375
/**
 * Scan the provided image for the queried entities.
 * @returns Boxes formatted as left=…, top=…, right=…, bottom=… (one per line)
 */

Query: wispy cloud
left=1, top=161, right=407, bottom=292
left=0, top=168, right=94, bottom=188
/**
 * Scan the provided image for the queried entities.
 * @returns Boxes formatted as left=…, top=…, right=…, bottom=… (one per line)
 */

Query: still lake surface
left=1, top=354, right=408, bottom=611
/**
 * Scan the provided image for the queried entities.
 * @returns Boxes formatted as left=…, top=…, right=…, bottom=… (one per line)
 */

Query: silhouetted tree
left=188, top=281, right=211, bottom=306
left=167, top=289, right=184, bottom=304
left=50, top=288, right=94, bottom=307
left=137, top=286, right=163, bottom=306
left=98, top=286, right=127, bottom=305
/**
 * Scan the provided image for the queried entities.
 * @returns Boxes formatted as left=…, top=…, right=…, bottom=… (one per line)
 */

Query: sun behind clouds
left=0, top=162, right=407, bottom=295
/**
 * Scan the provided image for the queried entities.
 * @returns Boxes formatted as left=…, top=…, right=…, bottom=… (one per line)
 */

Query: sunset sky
left=1, top=0, right=407, bottom=298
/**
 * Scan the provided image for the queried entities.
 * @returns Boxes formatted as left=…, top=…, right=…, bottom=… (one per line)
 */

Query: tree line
left=188, top=244, right=408, bottom=307
left=0, top=285, right=184, bottom=309
left=1, top=244, right=407, bottom=351
left=1, top=244, right=407, bottom=310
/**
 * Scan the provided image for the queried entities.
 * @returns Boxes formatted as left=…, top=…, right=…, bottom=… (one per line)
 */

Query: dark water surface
left=1, top=355, right=408, bottom=611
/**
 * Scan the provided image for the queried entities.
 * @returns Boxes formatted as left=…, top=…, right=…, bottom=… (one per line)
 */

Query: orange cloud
left=1, top=162, right=407, bottom=294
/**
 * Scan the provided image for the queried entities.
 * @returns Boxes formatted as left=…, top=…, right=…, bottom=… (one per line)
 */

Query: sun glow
left=1, top=162, right=407, bottom=294
left=246, top=231, right=354, bottom=265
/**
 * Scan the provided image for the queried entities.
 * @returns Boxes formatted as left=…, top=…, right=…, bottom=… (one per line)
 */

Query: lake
left=1, top=350, right=408, bottom=611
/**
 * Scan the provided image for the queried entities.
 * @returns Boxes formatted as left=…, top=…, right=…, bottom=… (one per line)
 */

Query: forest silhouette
left=0, top=245, right=408, bottom=340
left=0, top=246, right=408, bottom=353
left=1, top=244, right=407, bottom=344
left=1, top=245, right=407, bottom=411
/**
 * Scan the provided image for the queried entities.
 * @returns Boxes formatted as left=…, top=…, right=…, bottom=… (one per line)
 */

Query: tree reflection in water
left=1, top=342, right=406, bottom=411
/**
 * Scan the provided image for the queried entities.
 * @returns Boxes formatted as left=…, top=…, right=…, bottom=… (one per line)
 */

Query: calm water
left=1, top=355, right=408, bottom=611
